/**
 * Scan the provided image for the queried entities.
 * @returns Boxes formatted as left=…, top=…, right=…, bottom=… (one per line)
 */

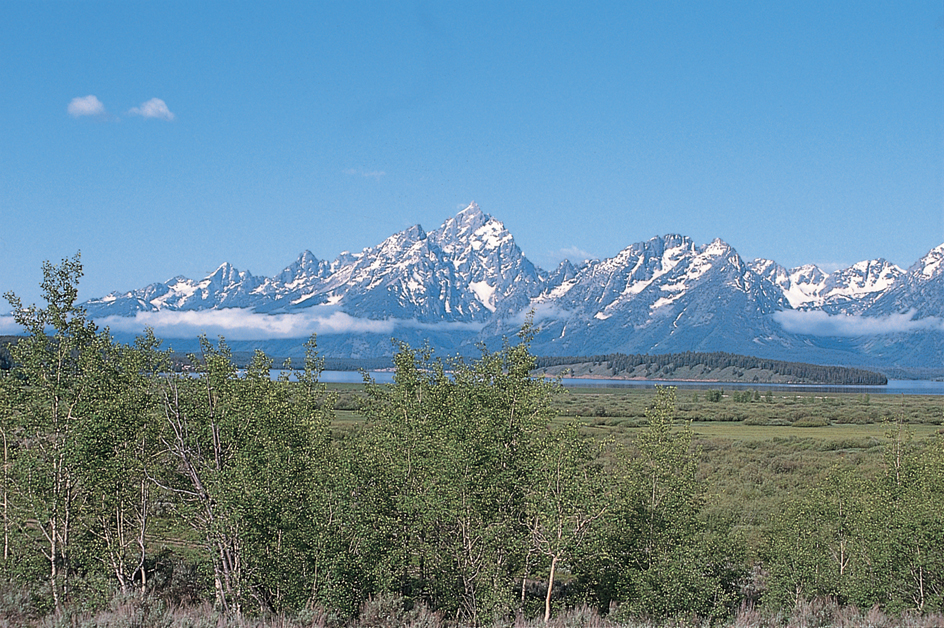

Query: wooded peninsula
left=533, top=352, right=888, bottom=385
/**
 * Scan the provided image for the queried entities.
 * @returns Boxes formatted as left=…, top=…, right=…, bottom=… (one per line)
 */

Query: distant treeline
left=3, top=336, right=887, bottom=384
left=534, top=351, right=888, bottom=385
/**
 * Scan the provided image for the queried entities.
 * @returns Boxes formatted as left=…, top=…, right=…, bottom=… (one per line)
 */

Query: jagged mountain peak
left=912, top=242, right=944, bottom=278
left=748, top=258, right=783, bottom=276
left=206, top=262, right=249, bottom=284
left=297, top=250, right=318, bottom=264
left=704, top=237, right=730, bottom=250
left=844, top=258, right=901, bottom=275
left=383, top=223, right=427, bottom=248
left=339, top=224, right=432, bottom=271
left=824, top=259, right=903, bottom=293
left=789, top=263, right=826, bottom=278
left=276, top=250, right=326, bottom=285
left=430, top=202, right=495, bottom=249
left=457, top=200, right=484, bottom=219
left=606, top=234, right=692, bottom=265
left=281, top=250, right=320, bottom=273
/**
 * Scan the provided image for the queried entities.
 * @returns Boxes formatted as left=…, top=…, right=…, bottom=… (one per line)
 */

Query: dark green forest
left=534, top=352, right=888, bottom=385
left=1, top=256, right=942, bottom=627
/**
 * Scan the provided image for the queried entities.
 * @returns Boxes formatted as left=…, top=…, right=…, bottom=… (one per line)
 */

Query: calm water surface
left=310, top=371, right=944, bottom=396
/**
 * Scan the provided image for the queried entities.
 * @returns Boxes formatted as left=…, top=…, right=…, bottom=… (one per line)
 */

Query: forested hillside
left=534, top=351, right=888, bottom=385
left=1, top=256, right=942, bottom=627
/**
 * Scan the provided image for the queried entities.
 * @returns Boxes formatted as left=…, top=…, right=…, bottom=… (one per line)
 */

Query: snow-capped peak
left=205, top=262, right=247, bottom=285
left=430, top=202, right=490, bottom=249
left=915, top=243, right=944, bottom=278
left=458, top=201, right=483, bottom=217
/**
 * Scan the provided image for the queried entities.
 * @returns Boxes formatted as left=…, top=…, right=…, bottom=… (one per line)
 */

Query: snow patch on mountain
left=469, top=281, right=497, bottom=311
left=919, top=244, right=944, bottom=277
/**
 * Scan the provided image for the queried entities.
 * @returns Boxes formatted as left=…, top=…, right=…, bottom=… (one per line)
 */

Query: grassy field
left=330, top=382, right=944, bottom=431
left=554, top=385, right=944, bottom=425
left=328, top=382, right=944, bottom=563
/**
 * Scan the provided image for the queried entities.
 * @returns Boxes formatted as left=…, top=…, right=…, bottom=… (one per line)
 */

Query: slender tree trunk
left=544, top=554, right=558, bottom=624
left=49, top=516, right=60, bottom=612
left=135, top=476, right=149, bottom=594
left=2, top=426, right=8, bottom=561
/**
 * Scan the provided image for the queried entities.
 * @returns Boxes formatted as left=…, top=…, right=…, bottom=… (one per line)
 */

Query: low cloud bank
left=774, top=310, right=944, bottom=337
left=96, top=308, right=483, bottom=340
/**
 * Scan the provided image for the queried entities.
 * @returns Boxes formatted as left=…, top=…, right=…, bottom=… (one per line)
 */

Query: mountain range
left=83, top=203, right=944, bottom=374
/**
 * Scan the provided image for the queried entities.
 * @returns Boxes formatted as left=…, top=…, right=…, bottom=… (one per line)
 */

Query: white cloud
left=128, top=98, right=175, bottom=121
left=509, top=303, right=569, bottom=326
left=399, top=319, right=484, bottom=332
left=96, top=307, right=483, bottom=340
left=99, top=308, right=390, bottom=340
left=67, top=95, right=106, bottom=117
left=773, top=310, right=944, bottom=337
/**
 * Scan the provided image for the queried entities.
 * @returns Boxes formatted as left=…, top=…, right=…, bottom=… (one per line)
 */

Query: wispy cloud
left=553, top=246, right=595, bottom=263
left=509, top=303, right=569, bottom=326
left=773, top=310, right=944, bottom=337
left=96, top=307, right=482, bottom=340
left=343, top=168, right=386, bottom=179
left=67, top=95, right=106, bottom=117
left=128, top=98, right=175, bottom=121
left=399, top=319, right=484, bottom=332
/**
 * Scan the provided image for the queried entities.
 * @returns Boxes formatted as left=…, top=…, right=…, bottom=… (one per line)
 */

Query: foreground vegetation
left=1, top=255, right=942, bottom=627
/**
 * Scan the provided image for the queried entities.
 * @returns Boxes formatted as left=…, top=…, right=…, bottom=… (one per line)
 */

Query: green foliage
left=354, top=323, right=559, bottom=623
left=0, top=337, right=18, bottom=371
left=151, top=335, right=335, bottom=615
left=582, top=387, right=741, bottom=620
left=762, top=416, right=944, bottom=613
left=1, top=254, right=155, bottom=609
left=526, top=422, right=608, bottom=622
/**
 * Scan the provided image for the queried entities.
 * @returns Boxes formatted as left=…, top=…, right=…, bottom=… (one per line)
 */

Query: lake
left=312, top=371, right=944, bottom=396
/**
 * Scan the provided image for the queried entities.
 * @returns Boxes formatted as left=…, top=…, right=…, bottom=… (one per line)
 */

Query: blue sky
left=1, top=1, right=942, bottom=310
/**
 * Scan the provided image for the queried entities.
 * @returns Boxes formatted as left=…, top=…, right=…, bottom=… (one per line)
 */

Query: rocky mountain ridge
left=83, top=203, right=944, bottom=371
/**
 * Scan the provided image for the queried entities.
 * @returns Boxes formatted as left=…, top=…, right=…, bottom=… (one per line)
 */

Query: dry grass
left=3, top=593, right=943, bottom=628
